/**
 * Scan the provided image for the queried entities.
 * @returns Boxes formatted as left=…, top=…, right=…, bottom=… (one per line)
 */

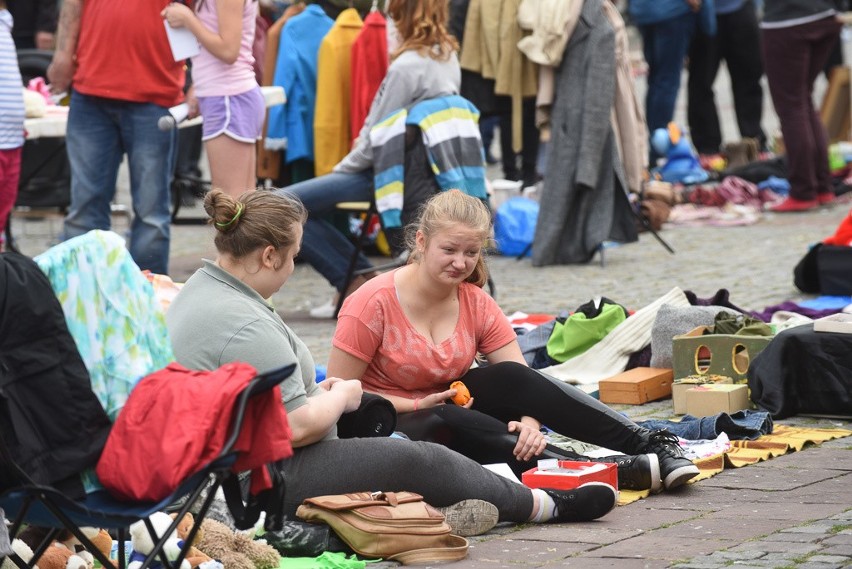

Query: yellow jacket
left=314, top=8, right=364, bottom=176
left=460, top=0, right=536, bottom=152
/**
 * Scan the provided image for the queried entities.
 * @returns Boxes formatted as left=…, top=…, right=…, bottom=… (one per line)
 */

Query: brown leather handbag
left=295, top=491, right=469, bottom=565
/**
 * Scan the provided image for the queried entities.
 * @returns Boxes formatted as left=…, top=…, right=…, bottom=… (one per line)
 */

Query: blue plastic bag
left=494, top=197, right=539, bottom=257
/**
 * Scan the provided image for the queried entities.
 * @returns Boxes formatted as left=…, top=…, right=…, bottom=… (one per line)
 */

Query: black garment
left=687, top=0, right=766, bottom=154
left=7, top=0, right=57, bottom=49
left=396, top=362, right=649, bottom=477
left=748, top=324, right=852, bottom=419
left=762, top=0, right=837, bottom=25
left=0, top=253, right=111, bottom=499
left=500, top=98, right=540, bottom=187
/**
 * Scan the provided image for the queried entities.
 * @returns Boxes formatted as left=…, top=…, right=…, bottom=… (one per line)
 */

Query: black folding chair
left=0, top=363, right=295, bottom=569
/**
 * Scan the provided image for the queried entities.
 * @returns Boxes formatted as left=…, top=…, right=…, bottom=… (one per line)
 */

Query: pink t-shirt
left=333, top=270, right=517, bottom=399
left=192, top=0, right=258, bottom=97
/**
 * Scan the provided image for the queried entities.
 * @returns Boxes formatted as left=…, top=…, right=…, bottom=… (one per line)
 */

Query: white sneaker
left=309, top=299, right=337, bottom=319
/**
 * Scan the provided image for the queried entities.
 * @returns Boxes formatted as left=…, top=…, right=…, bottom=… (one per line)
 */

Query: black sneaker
left=587, top=453, right=662, bottom=493
left=542, top=482, right=617, bottom=523
left=639, top=430, right=699, bottom=490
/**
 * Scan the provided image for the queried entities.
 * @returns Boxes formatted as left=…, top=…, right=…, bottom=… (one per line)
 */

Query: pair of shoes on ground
left=770, top=193, right=835, bottom=213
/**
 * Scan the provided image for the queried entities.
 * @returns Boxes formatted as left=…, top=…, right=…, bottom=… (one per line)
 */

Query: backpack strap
left=222, top=462, right=287, bottom=531
left=386, top=535, right=469, bottom=565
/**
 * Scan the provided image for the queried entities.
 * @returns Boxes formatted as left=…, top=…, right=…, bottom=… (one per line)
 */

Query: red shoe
left=770, top=197, right=819, bottom=212
left=818, top=192, right=836, bottom=206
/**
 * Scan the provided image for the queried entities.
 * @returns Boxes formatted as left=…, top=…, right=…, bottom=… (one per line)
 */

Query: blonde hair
left=407, top=190, right=492, bottom=288
left=387, top=0, right=459, bottom=61
left=203, top=189, right=306, bottom=259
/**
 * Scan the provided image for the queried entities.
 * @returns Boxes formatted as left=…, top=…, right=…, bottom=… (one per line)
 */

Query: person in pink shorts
left=163, top=0, right=264, bottom=197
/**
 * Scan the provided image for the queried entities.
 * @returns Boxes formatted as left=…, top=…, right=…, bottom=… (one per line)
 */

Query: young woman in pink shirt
left=328, top=190, right=700, bottom=492
left=162, top=0, right=263, bottom=197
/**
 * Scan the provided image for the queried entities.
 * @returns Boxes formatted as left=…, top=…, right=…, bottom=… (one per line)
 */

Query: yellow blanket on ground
left=617, top=425, right=852, bottom=506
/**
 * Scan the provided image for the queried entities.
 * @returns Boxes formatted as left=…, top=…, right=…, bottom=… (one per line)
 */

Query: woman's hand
left=318, top=377, right=344, bottom=391
left=507, top=421, right=547, bottom=462
left=161, top=2, right=194, bottom=28
left=685, top=0, right=701, bottom=11
left=185, top=85, right=200, bottom=119
left=412, top=388, right=472, bottom=411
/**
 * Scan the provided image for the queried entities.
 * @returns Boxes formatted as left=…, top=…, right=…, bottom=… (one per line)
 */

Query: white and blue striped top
left=0, top=10, right=24, bottom=150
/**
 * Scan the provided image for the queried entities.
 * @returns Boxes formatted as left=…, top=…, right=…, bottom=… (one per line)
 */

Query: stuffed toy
left=87, top=529, right=115, bottom=569
left=33, top=543, right=88, bottom=569
left=0, top=539, right=35, bottom=569
left=651, top=123, right=709, bottom=185
left=168, top=514, right=212, bottom=569
left=127, top=513, right=190, bottom=569
left=196, top=519, right=280, bottom=569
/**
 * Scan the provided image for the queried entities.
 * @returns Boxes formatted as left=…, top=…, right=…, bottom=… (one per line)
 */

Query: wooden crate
left=599, top=367, right=673, bottom=405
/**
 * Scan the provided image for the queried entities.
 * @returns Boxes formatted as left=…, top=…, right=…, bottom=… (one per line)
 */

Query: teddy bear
left=32, top=543, right=88, bottom=569
left=127, top=513, right=190, bottom=569
left=196, top=519, right=280, bottom=569
left=1, top=539, right=35, bottom=569
left=15, top=525, right=107, bottom=569
left=168, top=514, right=213, bottom=569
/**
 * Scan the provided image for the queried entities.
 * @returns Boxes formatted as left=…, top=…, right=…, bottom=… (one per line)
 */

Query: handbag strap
left=387, top=535, right=469, bottom=565
left=222, top=462, right=288, bottom=531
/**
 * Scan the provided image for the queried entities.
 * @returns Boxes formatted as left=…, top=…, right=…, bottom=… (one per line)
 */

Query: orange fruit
left=450, top=381, right=471, bottom=405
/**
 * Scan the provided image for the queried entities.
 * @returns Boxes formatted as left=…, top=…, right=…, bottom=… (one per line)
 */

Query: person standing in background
left=629, top=0, right=715, bottom=164
left=762, top=0, right=842, bottom=212
left=162, top=0, right=265, bottom=197
left=0, top=0, right=25, bottom=248
left=7, top=0, right=56, bottom=50
left=48, top=0, right=184, bottom=274
left=687, top=0, right=765, bottom=157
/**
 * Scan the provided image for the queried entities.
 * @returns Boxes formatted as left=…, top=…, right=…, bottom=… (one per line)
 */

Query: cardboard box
left=813, top=313, right=852, bottom=334
left=685, top=384, right=750, bottom=417
left=599, top=367, right=673, bottom=405
left=522, top=460, right=618, bottom=491
left=672, top=326, right=772, bottom=383
left=672, top=374, right=733, bottom=415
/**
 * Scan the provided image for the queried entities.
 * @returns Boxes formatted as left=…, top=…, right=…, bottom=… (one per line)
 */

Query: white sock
left=529, top=489, right=556, bottom=523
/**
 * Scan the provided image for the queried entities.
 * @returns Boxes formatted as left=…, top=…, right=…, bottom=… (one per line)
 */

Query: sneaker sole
left=647, top=454, right=663, bottom=494
left=438, top=499, right=499, bottom=537
left=663, top=463, right=700, bottom=490
left=576, top=482, right=618, bottom=521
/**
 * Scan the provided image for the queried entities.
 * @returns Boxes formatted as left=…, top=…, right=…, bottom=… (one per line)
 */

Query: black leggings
left=396, top=362, right=649, bottom=477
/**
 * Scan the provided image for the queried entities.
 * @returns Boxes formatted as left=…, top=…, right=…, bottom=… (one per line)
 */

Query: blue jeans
left=278, top=170, right=374, bottom=292
left=640, top=12, right=697, bottom=162
left=64, top=90, right=176, bottom=274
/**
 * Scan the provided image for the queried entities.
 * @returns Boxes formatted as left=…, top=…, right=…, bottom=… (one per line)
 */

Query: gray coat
left=532, top=0, right=637, bottom=266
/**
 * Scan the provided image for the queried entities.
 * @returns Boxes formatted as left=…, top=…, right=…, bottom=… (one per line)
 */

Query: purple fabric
left=684, top=288, right=749, bottom=314
left=749, top=302, right=843, bottom=323
left=198, top=86, right=265, bottom=142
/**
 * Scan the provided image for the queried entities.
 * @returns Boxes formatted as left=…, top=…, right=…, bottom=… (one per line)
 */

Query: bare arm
left=287, top=379, right=363, bottom=447
left=47, top=0, right=84, bottom=93
left=162, top=0, right=245, bottom=65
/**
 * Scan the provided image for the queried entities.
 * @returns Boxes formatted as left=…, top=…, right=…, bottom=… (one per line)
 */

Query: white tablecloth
left=23, top=86, right=285, bottom=141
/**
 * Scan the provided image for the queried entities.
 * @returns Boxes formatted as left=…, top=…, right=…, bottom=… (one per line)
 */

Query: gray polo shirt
left=167, top=260, right=334, bottom=439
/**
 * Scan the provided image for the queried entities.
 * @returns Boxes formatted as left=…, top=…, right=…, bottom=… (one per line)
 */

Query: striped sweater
left=0, top=10, right=25, bottom=151
left=369, top=95, right=487, bottom=228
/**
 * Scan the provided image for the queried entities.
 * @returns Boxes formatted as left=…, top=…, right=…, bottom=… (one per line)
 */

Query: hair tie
left=215, top=203, right=244, bottom=228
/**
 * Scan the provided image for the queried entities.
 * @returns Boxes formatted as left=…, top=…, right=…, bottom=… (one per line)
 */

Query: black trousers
left=687, top=0, right=765, bottom=155
left=396, top=362, right=649, bottom=477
